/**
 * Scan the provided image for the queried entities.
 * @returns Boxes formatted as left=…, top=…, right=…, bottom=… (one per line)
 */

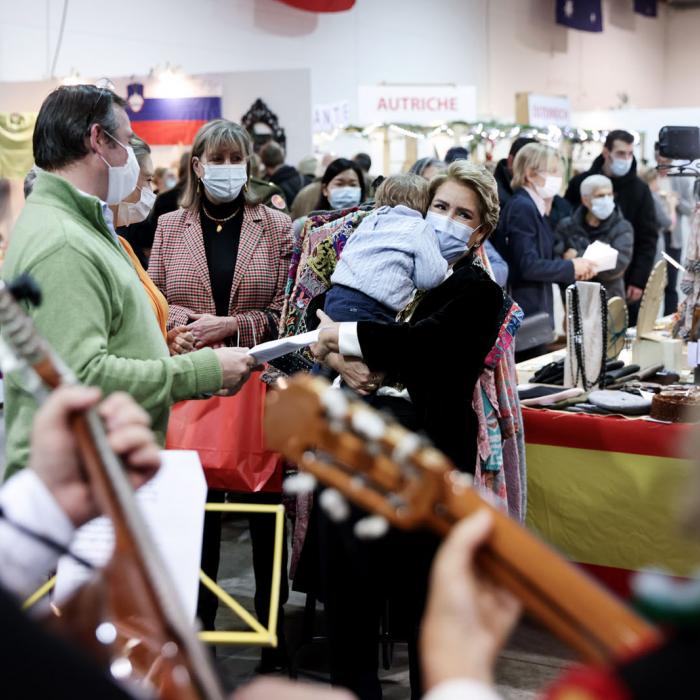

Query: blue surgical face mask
left=426, top=211, right=481, bottom=262
left=610, top=157, right=632, bottom=178
left=328, top=186, right=361, bottom=210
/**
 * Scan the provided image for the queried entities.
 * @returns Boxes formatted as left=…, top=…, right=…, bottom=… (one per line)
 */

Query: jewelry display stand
left=632, top=260, right=685, bottom=371
left=565, top=281, right=607, bottom=391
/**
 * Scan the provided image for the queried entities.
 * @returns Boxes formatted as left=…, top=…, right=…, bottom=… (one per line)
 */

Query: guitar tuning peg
left=319, top=487, right=351, bottom=523
left=392, top=432, right=423, bottom=465
left=354, top=515, right=389, bottom=540
left=321, top=386, right=349, bottom=421
left=351, top=409, right=387, bottom=442
left=283, top=472, right=317, bottom=495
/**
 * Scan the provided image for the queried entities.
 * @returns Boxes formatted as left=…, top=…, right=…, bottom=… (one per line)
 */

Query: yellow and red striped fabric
left=523, top=408, right=700, bottom=596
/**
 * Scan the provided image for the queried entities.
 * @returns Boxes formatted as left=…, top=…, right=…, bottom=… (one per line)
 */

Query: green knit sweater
left=2, top=171, right=223, bottom=479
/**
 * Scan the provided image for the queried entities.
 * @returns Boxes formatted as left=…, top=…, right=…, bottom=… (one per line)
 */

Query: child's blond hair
left=374, top=173, right=430, bottom=216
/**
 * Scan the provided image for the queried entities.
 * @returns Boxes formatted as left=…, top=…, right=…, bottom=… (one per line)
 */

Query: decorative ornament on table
left=564, top=281, right=608, bottom=391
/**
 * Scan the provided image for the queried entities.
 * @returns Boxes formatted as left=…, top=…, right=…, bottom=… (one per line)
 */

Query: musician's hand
left=28, top=387, right=160, bottom=528
left=231, top=678, right=355, bottom=700
left=311, top=309, right=341, bottom=361
left=421, top=510, right=521, bottom=690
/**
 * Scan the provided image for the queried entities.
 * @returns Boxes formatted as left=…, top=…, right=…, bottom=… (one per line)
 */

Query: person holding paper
left=491, top=143, right=596, bottom=343
left=311, top=161, right=521, bottom=700
left=555, top=174, right=633, bottom=301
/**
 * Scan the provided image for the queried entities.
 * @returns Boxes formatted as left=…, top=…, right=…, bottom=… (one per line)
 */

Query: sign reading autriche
left=359, top=85, right=477, bottom=125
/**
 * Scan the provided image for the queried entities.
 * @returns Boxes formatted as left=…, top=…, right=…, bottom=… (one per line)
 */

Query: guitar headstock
left=265, top=375, right=472, bottom=534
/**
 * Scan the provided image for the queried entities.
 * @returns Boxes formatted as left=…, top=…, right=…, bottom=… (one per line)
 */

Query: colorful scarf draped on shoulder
left=472, top=246, right=526, bottom=522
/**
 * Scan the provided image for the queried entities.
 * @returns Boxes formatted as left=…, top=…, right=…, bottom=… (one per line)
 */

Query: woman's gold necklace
left=202, top=204, right=240, bottom=233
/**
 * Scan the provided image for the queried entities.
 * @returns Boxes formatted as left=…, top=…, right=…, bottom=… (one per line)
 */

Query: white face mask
left=610, top=157, right=632, bottom=178
left=100, top=133, right=141, bottom=205
left=163, top=175, right=177, bottom=190
left=117, top=186, right=156, bottom=226
left=426, top=211, right=481, bottom=262
left=535, top=174, right=562, bottom=200
left=201, top=163, right=248, bottom=202
left=590, top=194, right=615, bottom=221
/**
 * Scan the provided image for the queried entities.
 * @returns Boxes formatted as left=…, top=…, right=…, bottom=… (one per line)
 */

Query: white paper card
left=582, top=240, right=618, bottom=273
left=54, top=450, right=207, bottom=620
left=248, top=329, right=319, bottom=363
left=689, top=341, right=699, bottom=368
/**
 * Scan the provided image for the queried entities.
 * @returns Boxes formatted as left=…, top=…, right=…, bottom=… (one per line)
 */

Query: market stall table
left=523, top=406, right=700, bottom=597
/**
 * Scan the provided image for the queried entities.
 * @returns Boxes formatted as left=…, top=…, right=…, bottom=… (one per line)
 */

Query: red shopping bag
left=165, top=371, right=283, bottom=492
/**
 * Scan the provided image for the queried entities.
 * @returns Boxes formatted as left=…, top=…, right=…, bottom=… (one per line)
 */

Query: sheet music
left=54, top=450, right=207, bottom=620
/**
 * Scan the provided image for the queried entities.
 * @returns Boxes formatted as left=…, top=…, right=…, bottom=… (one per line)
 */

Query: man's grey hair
left=581, top=174, right=612, bottom=199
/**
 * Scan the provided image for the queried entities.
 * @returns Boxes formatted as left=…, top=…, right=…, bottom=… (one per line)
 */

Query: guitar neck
left=439, top=481, right=661, bottom=663
left=73, top=409, right=225, bottom=700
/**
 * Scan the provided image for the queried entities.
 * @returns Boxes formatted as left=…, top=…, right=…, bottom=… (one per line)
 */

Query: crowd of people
left=0, top=83, right=695, bottom=700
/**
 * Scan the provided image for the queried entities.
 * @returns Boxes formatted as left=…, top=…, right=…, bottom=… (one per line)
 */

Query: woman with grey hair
left=409, top=156, right=447, bottom=180
left=555, top=173, right=633, bottom=300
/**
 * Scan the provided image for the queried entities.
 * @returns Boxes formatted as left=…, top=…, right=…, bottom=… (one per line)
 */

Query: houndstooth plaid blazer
left=148, top=204, right=293, bottom=347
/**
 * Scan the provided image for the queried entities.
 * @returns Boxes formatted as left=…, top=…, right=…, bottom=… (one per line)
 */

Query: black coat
left=268, top=165, right=305, bottom=207
left=0, top=585, right=132, bottom=698
left=356, top=255, right=504, bottom=474
left=494, top=158, right=513, bottom=208
left=491, top=188, right=575, bottom=326
left=564, top=155, right=657, bottom=289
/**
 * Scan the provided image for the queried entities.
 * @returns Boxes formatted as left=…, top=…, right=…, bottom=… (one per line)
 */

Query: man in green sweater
left=2, top=85, right=255, bottom=479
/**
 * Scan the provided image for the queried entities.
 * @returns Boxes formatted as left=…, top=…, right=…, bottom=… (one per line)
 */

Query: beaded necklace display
left=567, top=284, right=608, bottom=390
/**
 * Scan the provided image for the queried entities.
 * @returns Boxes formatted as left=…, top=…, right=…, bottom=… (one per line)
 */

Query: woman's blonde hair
left=180, top=119, right=258, bottom=211
left=511, top=143, right=562, bottom=190
left=428, top=161, right=500, bottom=236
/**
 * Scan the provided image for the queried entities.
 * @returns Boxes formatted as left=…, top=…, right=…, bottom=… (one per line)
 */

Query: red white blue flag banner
left=125, top=79, right=222, bottom=145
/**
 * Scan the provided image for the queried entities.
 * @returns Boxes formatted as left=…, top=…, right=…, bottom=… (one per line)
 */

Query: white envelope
left=247, top=329, right=320, bottom=363
left=582, top=240, right=618, bottom=273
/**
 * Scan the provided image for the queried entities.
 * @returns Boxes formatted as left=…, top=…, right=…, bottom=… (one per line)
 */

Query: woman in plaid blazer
left=148, top=127, right=292, bottom=349
left=147, top=119, right=292, bottom=671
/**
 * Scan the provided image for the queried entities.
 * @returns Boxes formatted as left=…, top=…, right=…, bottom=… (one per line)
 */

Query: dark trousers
left=198, top=489, right=289, bottom=654
left=319, top=507, right=440, bottom=700
left=324, top=284, right=396, bottom=323
left=664, top=230, right=682, bottom=315
left=318, top=395, right=430, bottom=700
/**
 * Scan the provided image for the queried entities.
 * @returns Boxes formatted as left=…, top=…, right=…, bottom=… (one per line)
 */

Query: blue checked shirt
left=330, top=205, right=447, bottom=313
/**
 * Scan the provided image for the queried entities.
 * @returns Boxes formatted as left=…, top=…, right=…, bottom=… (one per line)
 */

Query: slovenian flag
left=125, top=82, right=222, bottom=146
left=555, top=0, right=603, bottom=32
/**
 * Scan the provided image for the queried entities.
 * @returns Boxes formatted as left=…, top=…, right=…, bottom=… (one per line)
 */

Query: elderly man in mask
left=555, top=173, right=634, bottom=301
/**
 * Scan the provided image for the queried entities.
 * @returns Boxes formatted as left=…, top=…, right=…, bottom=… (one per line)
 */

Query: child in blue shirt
left=325, top=173, right=447, bottom=323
